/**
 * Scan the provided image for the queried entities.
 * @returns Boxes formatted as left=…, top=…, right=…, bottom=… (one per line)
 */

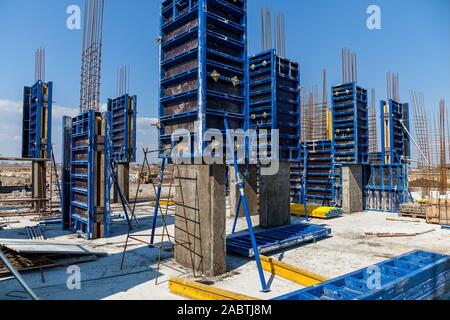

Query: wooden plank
left=168, top=277, right=259, bottom=300
left=260, top=255, right=328, bottom=286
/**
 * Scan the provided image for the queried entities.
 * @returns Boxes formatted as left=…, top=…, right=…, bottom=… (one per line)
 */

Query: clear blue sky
left=0, top=0, right=448, bottom=162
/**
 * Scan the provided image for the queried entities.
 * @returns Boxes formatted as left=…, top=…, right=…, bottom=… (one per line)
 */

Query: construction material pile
left=291, top=203, right=343, bottom=219
left=399, top=203, right=427, bottom=219
left=426, top=199, right=450, bottom=226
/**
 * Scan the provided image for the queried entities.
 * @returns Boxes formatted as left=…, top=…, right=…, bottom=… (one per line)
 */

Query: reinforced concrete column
left=174, top=164, right=226, bottom=277
left=113, top=163, right=130, bottom=203
left=32, top=160, right=47, bottom=212
left=342, top=164, right=364, bottom=213
left=259, top=161, right=291, bottom=228
left=229, top=165, right=258, bottom=217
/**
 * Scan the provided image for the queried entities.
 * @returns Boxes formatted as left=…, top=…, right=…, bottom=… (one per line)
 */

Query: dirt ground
left=0, top=204, right=449, bottom=300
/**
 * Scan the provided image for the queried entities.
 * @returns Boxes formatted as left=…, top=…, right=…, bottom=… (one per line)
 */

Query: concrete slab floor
left=0, top=204, right=449, bottom=300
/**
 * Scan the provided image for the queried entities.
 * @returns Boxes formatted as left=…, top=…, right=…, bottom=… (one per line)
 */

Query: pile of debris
left=0, top=239, right=107, bottom=279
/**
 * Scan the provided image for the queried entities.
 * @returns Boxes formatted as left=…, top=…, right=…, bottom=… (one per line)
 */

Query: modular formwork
left=274, top=250, right=450, bottom=300
left=107, top=94, right=137, bottom=163
left=289, top=140, right=342, bottom=206
left=363, top=163, right=409, bottom=212
left=380, top=99, right=410, bottom=164
left=159, top=0, right=247, bottom=158
left=22, top=81, right=53, bottom=159
left=65, top=110, right=111, bottom=240
left=248, top=50, right=301, bottom=161
left=331, top=82, right=368, bottom=164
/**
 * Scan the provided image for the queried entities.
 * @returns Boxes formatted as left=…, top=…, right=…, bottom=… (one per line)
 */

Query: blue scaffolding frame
left=107, top=94, right=137, bottom=163
left=248, top=49, right=301, bottom=161
left=331, top=82, right=368, bottom=164
left=66, top=110, right=111, bottom=240
left=380, top=99, right=410, bottom=164
left=22, top=80, right=53, bottom=159
left=159, top=0, right=248, bottom=159
left=363, top=163, right=409, bottom=212
left=290, top=140, right=342, bottom=206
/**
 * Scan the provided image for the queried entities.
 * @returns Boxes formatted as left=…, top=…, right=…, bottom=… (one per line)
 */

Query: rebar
left=35, top=48, right=45, bottom=82
left=80, top=0, right=105, bottom=112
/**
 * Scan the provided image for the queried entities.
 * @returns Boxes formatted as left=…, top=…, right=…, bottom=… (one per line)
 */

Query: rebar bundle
left=35, top=48, right=45, bottom=82
left=341, top=48, right=358, bottom=83
left=80, top=0, right=105, bottom=112
left=259, top=8, right=286, bottom=57
left=116, top=65, right=131, bottom=97
left=387, top=72, right=400, bottom=101
left=439, top=100, right=447, bottom=195
left=409, top=91, right=431, bottom=167
left=369, top=89, right=378, bottom=154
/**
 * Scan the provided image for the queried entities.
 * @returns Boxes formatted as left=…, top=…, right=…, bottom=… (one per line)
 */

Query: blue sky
left=0, top=0, right=448, bottom=162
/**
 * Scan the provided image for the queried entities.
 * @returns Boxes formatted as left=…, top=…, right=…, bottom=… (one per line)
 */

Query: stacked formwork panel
left=22, top=81, right=53, bottom=159
left=107, top=94, right=137, bottom=163
left=364, top=164, right=408, bottom=212
left=66, top=110, right=111, bottom=240
left=248, top=50, right=301, bottom=160
left=364, top=99, right=411, bottom=213
left=332, top=82, right=369, bottom=164
left=159, top=0, right=247, bottom=158
left=380, top=100, right=410, bottom=164
left=290, top=140, right=342, bottom=206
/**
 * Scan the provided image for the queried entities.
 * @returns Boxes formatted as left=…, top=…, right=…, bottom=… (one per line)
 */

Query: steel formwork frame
left=22, top=81, right=53, bottom=159
left=363, top=163, right=409, bottom=212
left=248, top=49, right=301, bottom=161
left=158, top=0, right=248, bottom=159
left=64, top=110, right=111, bottom=240
left=380, top=99, right=411, bottom=165
left=290, top=140, right=342, bottom=206
left=107, top=94, right=137, bottom=163
left=331, top=82, right=369, bottom=164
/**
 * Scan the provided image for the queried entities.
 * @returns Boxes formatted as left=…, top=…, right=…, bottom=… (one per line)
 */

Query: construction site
left=0, top=0, right=449, bottom=304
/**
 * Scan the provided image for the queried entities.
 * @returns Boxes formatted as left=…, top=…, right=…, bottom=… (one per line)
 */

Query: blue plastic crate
left=107, top=94, right=137, bottom=163
left=158, top=0, right=248, bottom=159
left=248, top=50, right=301, bottom=161
left=332, top=82, right=368, bottom=164
left=227, top=223, right=331, bottom=257
left=22, top=80, right=53, bottom=159
left=289, top=140, right=342, bottom=206
left=380, top=99, right=410, bottom=165
left=363, top=163, right=409, bottom=212
left=67, top=110, right=111, bottom=240
left=274, top=250, right=450, bottom=300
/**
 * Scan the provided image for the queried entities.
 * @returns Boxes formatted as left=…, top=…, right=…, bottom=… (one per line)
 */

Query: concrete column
left=229, top=165, right=258, bottom=218
left=342, top=164, right=364, bottom=213
left=113, top=163, right=130, bottom=203
left=174, top=164, right=226, bottom=277
left=32, top=160, right=47, bottom=212
left=259, top=161, right=291, bottom=228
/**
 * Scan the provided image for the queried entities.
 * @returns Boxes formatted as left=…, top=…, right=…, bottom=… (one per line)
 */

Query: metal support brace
left=225, top=115, right=269, bottom=293
left=0, top=250, right=40, bottom=300
left=150, top=157, right=166, bottom=245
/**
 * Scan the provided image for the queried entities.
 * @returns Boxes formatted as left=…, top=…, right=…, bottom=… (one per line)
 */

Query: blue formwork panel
left=274, top=250, right=450, bottom=300
left=68, top=110, right=111, bottom=240
left=227, top=223, right=331, bottom=257
left=364, top=163, right=409, bottom=212
left=107, top=94, right=137, bottom=163
left=380, top=99, right=410, bottom=164
left=289, top=140, right=342, bottom=206
left=22, top=80, right=53, bottom=159
left=159, top=0, right=247, bottom=158
left=332, top=82, right=368, bottom=164
left=248, top=50, right=301, bottom=161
